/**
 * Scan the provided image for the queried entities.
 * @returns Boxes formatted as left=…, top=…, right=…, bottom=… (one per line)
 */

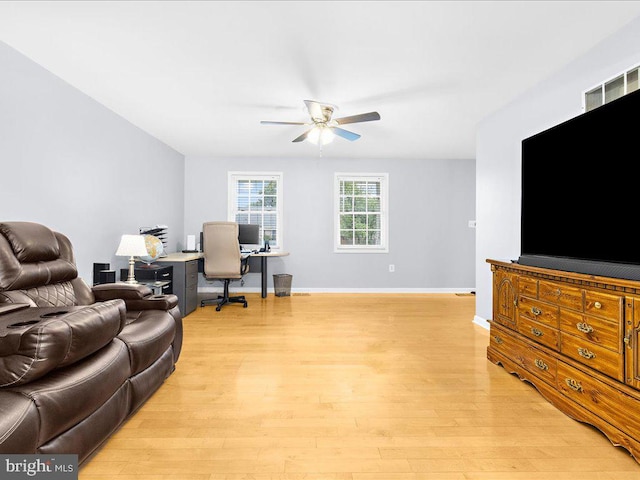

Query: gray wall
left=475, top=17, right=640, bottom=326
left=0, top=38, right=475, bottom=294
left=185, top=156, right=476, bottom=292
left=0, top=41, right=185, bottom=285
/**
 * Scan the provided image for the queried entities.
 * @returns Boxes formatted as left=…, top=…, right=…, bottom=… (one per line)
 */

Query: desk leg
left=261, top=256, right=268, bottom=298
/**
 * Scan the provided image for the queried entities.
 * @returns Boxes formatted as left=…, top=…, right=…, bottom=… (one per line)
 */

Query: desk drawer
left=185, top=283, right=198, bottom=314
left=186, top=260, right=199, bottom=287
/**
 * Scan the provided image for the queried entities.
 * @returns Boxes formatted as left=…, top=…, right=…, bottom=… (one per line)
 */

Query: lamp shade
left=115, top=234, right=148, bottom=257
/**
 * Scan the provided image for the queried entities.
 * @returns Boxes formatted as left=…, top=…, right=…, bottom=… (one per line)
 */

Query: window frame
left=334, top=172, right=389, bottom=254
left=228, top=171, right=284, bottom=250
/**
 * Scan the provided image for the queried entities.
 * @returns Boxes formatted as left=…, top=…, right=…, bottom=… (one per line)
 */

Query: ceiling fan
left=260, top=100, right=381, bottom=144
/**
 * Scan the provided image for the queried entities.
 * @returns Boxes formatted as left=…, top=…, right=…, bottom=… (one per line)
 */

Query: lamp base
left=125, top=256, right=138, bottom=284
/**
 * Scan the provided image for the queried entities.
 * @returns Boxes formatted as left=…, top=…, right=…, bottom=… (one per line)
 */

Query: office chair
left=200, top=221, right=249, bottom=311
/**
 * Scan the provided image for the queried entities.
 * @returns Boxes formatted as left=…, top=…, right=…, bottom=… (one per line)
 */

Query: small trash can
left=273, top=273, right=293, bottom=297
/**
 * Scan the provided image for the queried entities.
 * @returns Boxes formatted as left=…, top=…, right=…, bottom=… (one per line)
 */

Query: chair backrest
left=202, top=222, right=242, bottom=279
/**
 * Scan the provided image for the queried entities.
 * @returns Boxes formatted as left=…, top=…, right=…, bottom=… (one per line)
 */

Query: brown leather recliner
left=0, top=221, right=183, bottom=464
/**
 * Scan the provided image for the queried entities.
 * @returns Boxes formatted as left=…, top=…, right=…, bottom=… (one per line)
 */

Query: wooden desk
left=159, top=251, right=289, bottom=304
left=250, top=251, right=290, bottom=298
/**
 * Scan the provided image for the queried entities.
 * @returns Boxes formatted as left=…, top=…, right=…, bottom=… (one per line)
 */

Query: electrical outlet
left=389, top=264, right=395, bottom=273
left=468, top=220, right=476, bottom=228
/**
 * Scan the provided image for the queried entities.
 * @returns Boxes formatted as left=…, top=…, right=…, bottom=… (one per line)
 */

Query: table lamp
left=115, top=234, right=148, bottom=284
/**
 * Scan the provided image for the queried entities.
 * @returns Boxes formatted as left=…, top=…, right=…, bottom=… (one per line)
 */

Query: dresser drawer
left=518, top=295, right=559, bottom=328
left=557, top=361, right=640, bottom=439
left=584, top=290, right=623, bottom=323
left=517, top=316, right=559, bottom=350
left=559, top=309, right=620, bottom=352
left=490, top=324, right=557, bottom=385
left=538, top=280, right=582, bottom=311
left=560, top=333, right=623, bottom=381
left=518, top=276, right=538, bottom=298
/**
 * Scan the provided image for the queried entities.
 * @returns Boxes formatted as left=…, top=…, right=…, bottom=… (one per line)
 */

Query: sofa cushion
left=38, top=382, right=130, bottom=463
left=0, top=300, right=126, bottom=386
left=9, top=339, right=131, bottom=445
left=118, top=310, right=176, bottom=375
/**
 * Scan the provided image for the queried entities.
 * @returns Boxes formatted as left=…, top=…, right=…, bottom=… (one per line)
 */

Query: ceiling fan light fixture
left=261, top=100, right=380, bottom=144
left=307, top=125, right=335, bottom=145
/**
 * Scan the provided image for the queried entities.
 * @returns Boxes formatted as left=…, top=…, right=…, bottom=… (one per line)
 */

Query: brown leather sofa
left=0, top=221, right=183, bottom=464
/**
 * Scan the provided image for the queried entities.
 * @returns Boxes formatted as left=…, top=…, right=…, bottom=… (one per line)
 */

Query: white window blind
left=228, top=172, right=283, bottom=249
left=584, top=64, right=640, bottom=112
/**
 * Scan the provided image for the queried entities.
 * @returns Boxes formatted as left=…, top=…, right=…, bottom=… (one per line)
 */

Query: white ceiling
left=2, top=1, right=640, bottom=160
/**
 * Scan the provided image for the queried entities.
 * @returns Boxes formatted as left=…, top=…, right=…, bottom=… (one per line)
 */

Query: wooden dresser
left=487, top=259, right=640, bottom=462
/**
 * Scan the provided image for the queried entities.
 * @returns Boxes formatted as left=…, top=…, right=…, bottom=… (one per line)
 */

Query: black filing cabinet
left=155, top=258, right=198, bottom=315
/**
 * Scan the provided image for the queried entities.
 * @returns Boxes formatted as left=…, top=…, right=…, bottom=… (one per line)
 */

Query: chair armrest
left=241, top=256, right=250, bottom=275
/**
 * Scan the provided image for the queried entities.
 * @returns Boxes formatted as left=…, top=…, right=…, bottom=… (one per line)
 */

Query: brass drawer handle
left=577, top=347, right=596, bottom=360
left=534, top=359, right=548, bottom=371
left=565, top=378, right=583, bottom=392
left=576, top=322, right=594, bottom=334
left=493, top=335, right=503, bottom=345
left=531, top=327, right=543, bottom=337
left=594, top=301, right=602, bottom=309
left=531, top=306, right=542, bottom=316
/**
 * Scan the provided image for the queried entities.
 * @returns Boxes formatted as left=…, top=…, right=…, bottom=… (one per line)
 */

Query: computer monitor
left=238, top=223, right=260, bottom=249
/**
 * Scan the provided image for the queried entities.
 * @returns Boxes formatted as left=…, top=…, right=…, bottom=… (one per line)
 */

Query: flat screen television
left=518, top=87, right=640, bottom=280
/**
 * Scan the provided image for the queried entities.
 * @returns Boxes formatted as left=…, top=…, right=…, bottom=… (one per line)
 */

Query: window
left=228, top=172, right=283, bottom=249
left=584, top=64, right=640, bottom=112
left=334, top=173, right=388, bottom=253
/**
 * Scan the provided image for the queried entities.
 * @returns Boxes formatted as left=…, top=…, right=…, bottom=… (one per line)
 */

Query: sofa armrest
left=92, top=283, right=178, bottom=311
left=124, top=294, right=179, bottom=312
left=92, top=283, right=152, bottom=301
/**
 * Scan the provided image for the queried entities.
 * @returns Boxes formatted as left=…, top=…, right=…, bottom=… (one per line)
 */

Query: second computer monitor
left=238, top=223, right=260, bottom=248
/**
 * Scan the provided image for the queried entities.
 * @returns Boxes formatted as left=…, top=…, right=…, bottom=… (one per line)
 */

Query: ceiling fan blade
left=304, top=100, right=326, bottom=121
left=331, top=127, right=361, bottom=142
left=292, top=129, right=313, bottom=143
left=260, top=121, right=307, bottom=125
left=334, top=112, right=381, bottom=125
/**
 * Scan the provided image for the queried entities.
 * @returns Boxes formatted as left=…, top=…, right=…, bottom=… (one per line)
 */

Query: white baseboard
left=473, top=315, right=489, bottom=330
left=198, top=287, right=476, bottom=294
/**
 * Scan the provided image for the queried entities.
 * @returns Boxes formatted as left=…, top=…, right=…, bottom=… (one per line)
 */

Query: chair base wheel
left=201, top=283, right=248, bottom=312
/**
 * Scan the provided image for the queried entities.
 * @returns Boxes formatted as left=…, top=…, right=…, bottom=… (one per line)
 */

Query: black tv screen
left=518, top=88, right=640, bottom=280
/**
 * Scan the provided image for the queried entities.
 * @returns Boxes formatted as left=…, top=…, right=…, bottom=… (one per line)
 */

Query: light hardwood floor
left=80, top=293, right=639, bottom=479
